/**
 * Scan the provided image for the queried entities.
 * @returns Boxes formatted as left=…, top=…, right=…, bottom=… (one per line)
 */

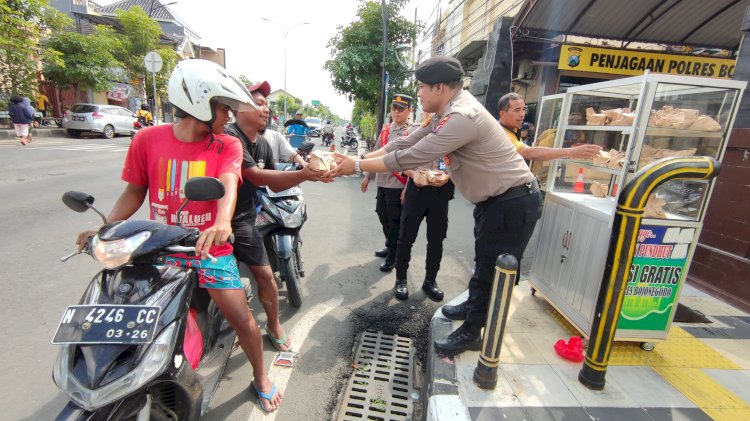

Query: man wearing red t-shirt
left=75, top=60, right=284, bottom=412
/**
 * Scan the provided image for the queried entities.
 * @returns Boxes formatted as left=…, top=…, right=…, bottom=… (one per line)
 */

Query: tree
left=42, top=28, right=121, bottom=102
left=324, top=0, right=419, bottom=116
left=0, top=0, right=69, bottom=96
left=269, top=93, right=302, bottom=120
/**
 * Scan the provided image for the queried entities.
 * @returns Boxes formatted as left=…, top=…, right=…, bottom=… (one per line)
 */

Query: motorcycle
left=322, top=129, right=334, bottom=147
left=52, top=177, right=244, bottom=421
left=254, top=142, right=315, bottom=308
left=340, top=130, right=359, bottom=152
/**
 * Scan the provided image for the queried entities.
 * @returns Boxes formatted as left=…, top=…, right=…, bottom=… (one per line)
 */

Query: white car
left=304, top=117, right=322, bottom=137
left=63, top=103, right=138, bottom=139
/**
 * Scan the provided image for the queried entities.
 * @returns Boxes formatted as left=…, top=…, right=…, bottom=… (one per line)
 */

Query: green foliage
left=269, top=93, right=302, bottom=119
left=325, top=0, right=419, bottom=116
left=113, top=6, right=162, bottom=82
left=359, top=111, right=376, bottom=141
left=0, top=0, right=70, bottom=96
left=42, top=28, right=120, bottom=92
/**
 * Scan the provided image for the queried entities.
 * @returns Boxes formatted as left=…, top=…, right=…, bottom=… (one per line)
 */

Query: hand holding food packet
left=412, top=168, right=450, bottom=187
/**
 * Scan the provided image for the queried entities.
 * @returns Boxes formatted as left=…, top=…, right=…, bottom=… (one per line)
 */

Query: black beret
left=415, top=56, right=463, bottom=84
left=391, top=94, right=413, bottom=108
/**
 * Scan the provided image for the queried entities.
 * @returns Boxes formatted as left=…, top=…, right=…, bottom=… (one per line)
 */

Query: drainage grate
left=336, top=330, right=416, bottom=421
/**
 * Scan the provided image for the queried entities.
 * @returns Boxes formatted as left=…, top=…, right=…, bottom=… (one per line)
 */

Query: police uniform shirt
left=365, top=121, right=413, bottom=189
left=382, top=90, right=534, bottom=204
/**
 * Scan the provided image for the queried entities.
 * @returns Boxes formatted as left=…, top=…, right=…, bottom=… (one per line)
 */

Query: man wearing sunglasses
left=361, top=94, right=414, bottom=272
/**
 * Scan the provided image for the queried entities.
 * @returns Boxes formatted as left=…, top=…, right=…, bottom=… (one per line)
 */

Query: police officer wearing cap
left=331, top=56, right=543, bottom=355
left=361, top=94, right=414, bottom=272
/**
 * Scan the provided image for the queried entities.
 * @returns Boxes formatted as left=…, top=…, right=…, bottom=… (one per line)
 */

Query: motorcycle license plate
left=52, top=305, right=161, bottom=345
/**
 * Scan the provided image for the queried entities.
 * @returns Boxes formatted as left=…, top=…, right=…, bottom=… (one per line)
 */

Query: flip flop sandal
left=251, top=382, right=279, bottom=413
left=266, top=328, right=293, bottom=352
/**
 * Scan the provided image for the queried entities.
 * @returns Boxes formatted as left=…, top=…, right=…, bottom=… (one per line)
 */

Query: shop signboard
left=618, top=224, right=697, bottom=332
left=559, top=44, right=736, bottom=79
left=108, top=83, right=131, bottom=101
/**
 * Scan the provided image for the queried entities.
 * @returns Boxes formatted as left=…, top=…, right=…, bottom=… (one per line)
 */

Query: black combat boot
left=379, top=248, right=396, bottom=272
left=374, top=248, right=388, bottom=258
left=421, top=279, right=444, bottom=301
left=434, top=323, right=482, bottom=355
left=394, top=279, right=408, bottom=300
left=441, top=300, right=468, bottom=320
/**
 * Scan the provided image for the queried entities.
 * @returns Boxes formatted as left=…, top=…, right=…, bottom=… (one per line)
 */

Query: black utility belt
left=483, top=179, right=540, bottom=205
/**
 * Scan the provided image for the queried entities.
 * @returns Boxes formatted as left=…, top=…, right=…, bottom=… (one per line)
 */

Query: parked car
left=304, top=116, right=322, bottom=137
left=62, top=103, right=137, bottom=139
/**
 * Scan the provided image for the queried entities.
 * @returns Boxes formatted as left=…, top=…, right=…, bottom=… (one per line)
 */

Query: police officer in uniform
left=392, top=155, right=454, bottom=301
left=332, top=56, right=543, bottom=355
left=361, top=94, right=412, bottom=272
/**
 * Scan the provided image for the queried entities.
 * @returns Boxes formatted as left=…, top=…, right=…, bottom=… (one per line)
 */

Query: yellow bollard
left=579, top=156, right=720, bottom=390
left=473, top=254, right=518, bottom=389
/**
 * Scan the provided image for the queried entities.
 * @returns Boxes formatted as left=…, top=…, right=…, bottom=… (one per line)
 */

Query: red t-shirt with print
left=122, top=124, right=243, bottom=257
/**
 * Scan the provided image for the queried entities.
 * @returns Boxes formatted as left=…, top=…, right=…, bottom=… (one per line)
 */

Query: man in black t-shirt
left=224, top=80, right=329, bottom=353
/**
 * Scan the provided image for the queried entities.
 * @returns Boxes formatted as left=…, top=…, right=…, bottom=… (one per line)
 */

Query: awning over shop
left=512, top=0, right=750, bottom=50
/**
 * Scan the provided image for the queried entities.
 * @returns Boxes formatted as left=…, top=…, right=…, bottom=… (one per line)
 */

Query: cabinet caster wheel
left=530, top=287, right=536, bottom=296
left=640, top=342, right=655, bottom=351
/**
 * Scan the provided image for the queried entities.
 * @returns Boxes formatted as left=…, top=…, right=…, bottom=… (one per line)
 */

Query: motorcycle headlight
left=255, top=211, right=274, bottom=229
left=260, top=194, right=281, bottom=219
left=53, top=321, right=178, bottom=411
left=278, top=204, right=305, bottom=229
left=92, top=231, right=151, bottom=269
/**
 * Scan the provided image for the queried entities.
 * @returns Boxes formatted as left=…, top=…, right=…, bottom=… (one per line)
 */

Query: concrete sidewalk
left=426, top=284, right=750, bottom=421
left=0, top=126, right=66, bottom=139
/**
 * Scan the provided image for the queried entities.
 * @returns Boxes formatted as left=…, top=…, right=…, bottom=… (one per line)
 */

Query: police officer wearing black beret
left=331, top=55, right=543, bottom=355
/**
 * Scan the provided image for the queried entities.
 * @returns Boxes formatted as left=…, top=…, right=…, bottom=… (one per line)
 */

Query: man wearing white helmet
left=76, top=59, right=283, bottom=412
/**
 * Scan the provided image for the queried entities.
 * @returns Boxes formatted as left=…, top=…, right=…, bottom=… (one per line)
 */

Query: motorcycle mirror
left=184, top=177, right=225, bottom=202
left=298, top=142, right=315, bottom=154
left=62, top=191, right=108, bottom=223
left=62, top=191, right=94, bottom=213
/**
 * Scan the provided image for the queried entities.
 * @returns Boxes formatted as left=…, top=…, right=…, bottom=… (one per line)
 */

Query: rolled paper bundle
left=593, top=149, right=612, bottom=166
left=308, top=151, right=336, bottom=172
left=586, top=107, right=606, bottom=126
left=412, top=169, right=430, bottom=186
left=590, top=181, right=608, bottom=198
left=609, top=112, right=635, bottom=126
left=644, top=195, right=667, bottom=219
left=689, top=115, right=722, bottom=131
left=429, top=171, right=450, bottom=187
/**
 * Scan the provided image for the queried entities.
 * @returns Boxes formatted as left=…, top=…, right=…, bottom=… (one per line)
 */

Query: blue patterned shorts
left=165, top=255, right=243, bottom=289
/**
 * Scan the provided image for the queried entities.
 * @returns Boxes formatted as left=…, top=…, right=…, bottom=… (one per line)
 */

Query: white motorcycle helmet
left=168, top=59, right=257, bottom=123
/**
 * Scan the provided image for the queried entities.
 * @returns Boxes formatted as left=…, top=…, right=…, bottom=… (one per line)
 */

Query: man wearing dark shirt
left=225, top=81, right=328, bottom=353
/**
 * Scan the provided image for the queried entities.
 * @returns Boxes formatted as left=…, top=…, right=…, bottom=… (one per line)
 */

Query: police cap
left=415, top=56, right=463, bottom=84
left=391, top=94, right=413, bottom=109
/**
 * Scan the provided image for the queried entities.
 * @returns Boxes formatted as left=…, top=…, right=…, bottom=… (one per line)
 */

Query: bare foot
left=253, top=376, right=283, bottom=412
left=267, top=324, right=292, bottom=351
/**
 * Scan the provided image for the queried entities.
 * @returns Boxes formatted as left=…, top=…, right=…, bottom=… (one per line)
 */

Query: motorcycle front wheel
left=280, top=256, right=302, bottom=308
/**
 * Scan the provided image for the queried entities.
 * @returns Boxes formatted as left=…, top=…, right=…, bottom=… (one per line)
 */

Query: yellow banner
left=558, top=44, right=736, bottom=79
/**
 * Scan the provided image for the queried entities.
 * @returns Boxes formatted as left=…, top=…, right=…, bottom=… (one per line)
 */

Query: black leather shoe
left=422, top=280, right=444, bottom=301
left=394, top=279, right=408, bottom=300
left=374, top=248, right=388, bottom=258
left=441, top=300, right=468, bottom=320
left=434, top=324, right=482, bottom=355
left=379, top=259, right=395, bottom=272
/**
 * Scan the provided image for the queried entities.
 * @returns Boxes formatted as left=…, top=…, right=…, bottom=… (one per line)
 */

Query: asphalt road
left=0, top=131, right=477, bottom=420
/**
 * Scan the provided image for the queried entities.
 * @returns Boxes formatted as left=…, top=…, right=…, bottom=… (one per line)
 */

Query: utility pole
left=377, top=0, right=388, bottom=136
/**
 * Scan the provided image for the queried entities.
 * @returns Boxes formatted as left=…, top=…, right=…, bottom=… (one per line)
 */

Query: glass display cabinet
left=530, top=73, right=745, bottom=344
